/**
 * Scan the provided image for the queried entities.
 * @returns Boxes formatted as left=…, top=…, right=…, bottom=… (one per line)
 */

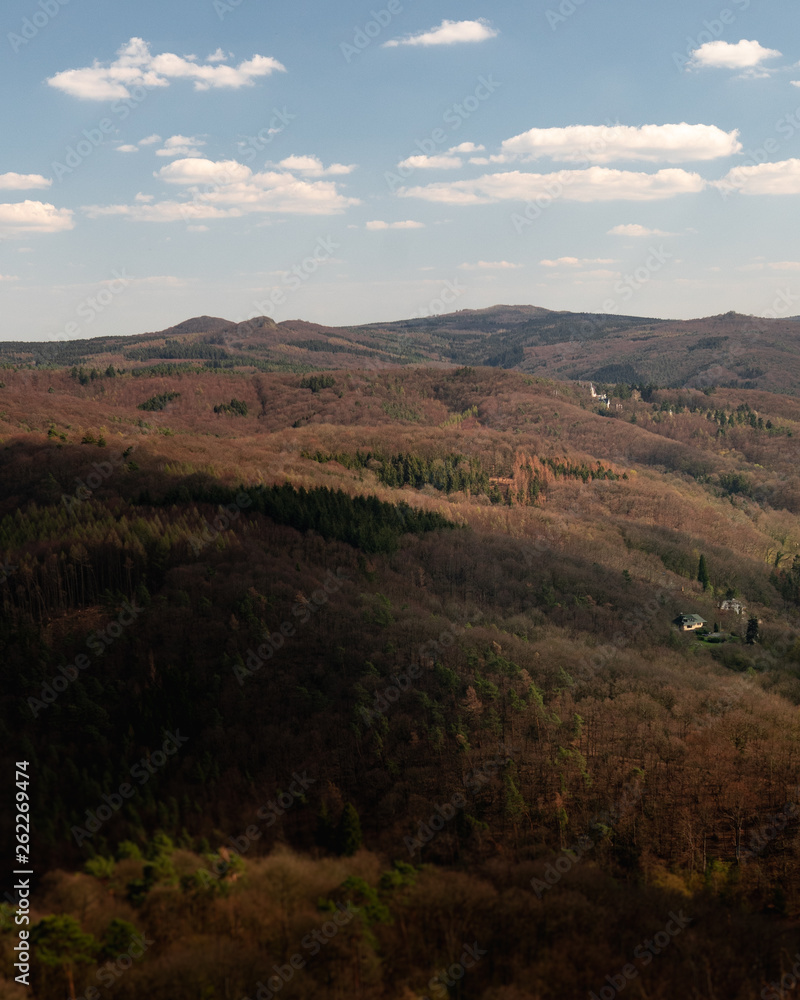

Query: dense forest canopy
left=0, top=358, right=799, bottom=999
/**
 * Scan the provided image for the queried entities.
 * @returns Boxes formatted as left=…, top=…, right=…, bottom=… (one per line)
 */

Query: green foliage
left=199, top=481, right=456, bottom=554
left=718, top=471, right=754, bottom=497
left=70, top=365, right=103, bottom=385
left=124, top=873, right=151, bottom=907
left=202, top=851, right=245, bottom=882
left=154, top=477, right=455, bottom=554
left=31, top=915, right=98, bottom=985
left=213, top=398, right=248, bottom=416
left=365, top=593, right=394, bottom=627
left=473, top=673, right=499, bottom=701
left=378, top=860, right=418, bottom=891
left=100, top=918, right=140, bottom=960
left=300, top=374, right=336, bottom=393
left=337, top=875, right=391, bottom=924
left=117, top=840, right=142, bottom=860
left=138, top=391, right=180, bottom=411
left=434, top=662, right=460, bottom=692
left=84, top=856, right=115, bottom=879
left=131, top=363, right=196, bottom=377
left=307, top=447, right=621, bottom=504
left=377, top=451, right=490, bottom=495
left=126, top=339, right=229, bottom=362
left=440, top=404, right=479, bottom=427
left=773, top=556, right=800, bottom=607
left=302, top=448, right=373, bottom=471
left=336, top=803, right=363, bottom=856
left=698, top=554, right=710, bottom=591
left=503, top=761, right=526, bottom=820
left=538, top=454, right=620, bottom=483
left=485, top=649, right=522, bottom=678
left=147, top=830, right=176, bottom=859
left=381, top=400, right=422, bottom=422
left=527, top=682, right=546, bottom=711
left=292, top=339, right=376, bottom=358
left=0, top=902, right=17, bottom=933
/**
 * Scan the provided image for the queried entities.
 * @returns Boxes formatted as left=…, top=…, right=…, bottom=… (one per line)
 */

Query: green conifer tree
left=31, top=915, right=98, bottom=1000
left=698, top=554, right=710, bottom=591
left=336, top=803, right=363, bottom=856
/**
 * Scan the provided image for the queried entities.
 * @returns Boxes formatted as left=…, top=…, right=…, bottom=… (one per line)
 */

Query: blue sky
left=2, top=0, right=800, bottom=340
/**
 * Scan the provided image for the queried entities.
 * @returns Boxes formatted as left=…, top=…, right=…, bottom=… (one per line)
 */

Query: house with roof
left=673, top=613, right=707, bottom=632
left=719, top=599, right=745, bottom=616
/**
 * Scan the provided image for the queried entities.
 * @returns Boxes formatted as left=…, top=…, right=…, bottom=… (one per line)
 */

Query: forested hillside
left=2, top=304, right=800, bottom=396
left=1, top=362, right=799, bottom=999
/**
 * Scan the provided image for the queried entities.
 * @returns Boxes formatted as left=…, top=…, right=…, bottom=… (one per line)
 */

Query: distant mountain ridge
left=2, top=304, right=799, bottom=394
left=161, top=315, right=233, bottom=337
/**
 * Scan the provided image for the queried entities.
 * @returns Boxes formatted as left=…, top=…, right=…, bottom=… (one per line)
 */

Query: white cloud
left=540, top=257, right=617, bottom=267
left=0, top=172, right=52, bottom=190
left=366, top=220, right=425, bottom=230
left=608, top=223, right=674, bottom=236
left=498, top=123, right=741, bottom=164
left=400, top=167, right=707, bottom=204
left=398, top=154, right=462, bottom=170
left=793, top=81, right=800, bottom=88
left=717, top=158, right=800, bottom=194
left=738, top=260, right=800, bottom=272
left=47, top=37, right=285, bottom=100
left=116, top=144, right=139, bottom=153
left=135, top=193, right=154, bottom=202
left=85, top=202, right=233, bottom=223
left=156, top=134, right=206, bottom=158
left=449, top=142, right=485, bottom=153
left=156, top=158, right=253, bottom=185
left=0, top=201, right=74, bottom=236
left=384, top=18, right=498, bottom=48
left=275, top=155, right=356, bottom=176
left=459, top=260, right=521, bottom=269
left=207, top=48, right=229, bottom=63
left=689, top=39, right=781, bottom=70
left=187, top=225, right=209, bottom=232
left=85, top=156, right=360, bottom=221
left=0, top=274, right=19, bottom=281
left=139, top=134, right=162, bottom=146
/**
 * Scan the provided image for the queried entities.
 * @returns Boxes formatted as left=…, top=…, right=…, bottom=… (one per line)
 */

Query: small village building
left=673, top=613, right=707, bottom=632
left=588, top=384, right=611, bottom=408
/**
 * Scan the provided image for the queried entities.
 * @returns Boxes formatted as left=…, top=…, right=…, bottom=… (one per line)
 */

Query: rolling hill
left=1, top=331, right=800, bottom=1000
left=3, top=305, right=800, bottom=395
